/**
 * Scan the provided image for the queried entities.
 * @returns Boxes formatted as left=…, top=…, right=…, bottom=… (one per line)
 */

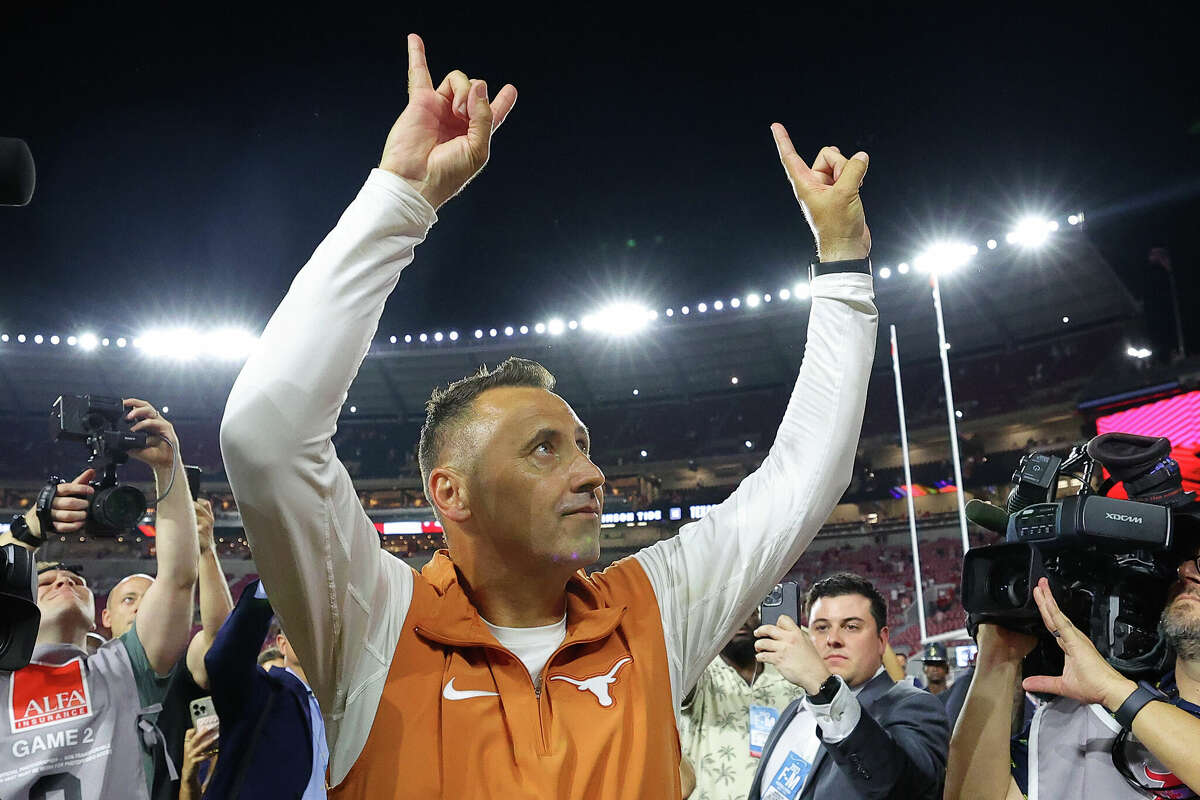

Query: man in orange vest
left=221, top=34, right=878, bottom=798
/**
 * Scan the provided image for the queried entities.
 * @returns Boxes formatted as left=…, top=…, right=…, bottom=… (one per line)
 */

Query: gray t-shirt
left=0, top=621, right=174, bottom=800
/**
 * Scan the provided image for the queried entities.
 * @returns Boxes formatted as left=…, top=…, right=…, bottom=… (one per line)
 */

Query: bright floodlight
left=680, top=306, right=690, bottom=316
left=349, top=405, right=357, bottom=414
left=137, top=328, right=204, bottom=359
left=546, top=319, right=564, bottom=335
left=640, top=449, right=648, bottom=457
left=535, top=322, right=546, bottom=334
left=878, top=267, right=892, bottom=279
left=504, top=326, right=514, bottom=336
left=778, top=289, right=790, bottom=300
left=449, top=331, right=459, bottom=341
left=475, top=329, right=483, bottom=339
left=581, top=303, right=656, bottom=335
left=1008, top=216, right=1053, bottom=248
left=33, top=335, right=43, bottom=344
left=405, top=334, right=413, bottom=343
left=568, top=320, right=578, bottom=330
left=67, top=336, right=77, bottom=346
left=16, top=334, right=26, bottom=343
left=713, top=300, right=724, bottom=311
left=697, top=303, right=707, bottom=313
left=987, top=239, right=998, bottom=250
left=897, top=262, right=909, bottom=275
left=1126, top=346, right=1153, bottom=359
left=50, top=335, right=60, bottom=345
left=746, top=294, right=761, bottom=308
left=744, top=440, right=753, bottom=449
left=389, top=335, right=397, bottom=344
left=792, top=283, right=811, bottom=300
left=519, top=325, right=529, bottom=335
left=419, top=333, right=428, bottom=342
left=79, top=332, right=100, bottom=351
left=433, top=332, right=443, bottom=342
left=730, top=376, right=739, bottom=385
left=115, top=337, right=126, bottom=348
left=915, top=241, right=975, bottom=275
left=730, top=298, right=741, bottom=309
left=205, top=328, right=257, bottom=360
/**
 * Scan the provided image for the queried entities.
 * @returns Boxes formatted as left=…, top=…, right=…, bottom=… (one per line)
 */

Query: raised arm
left=185, top=499, right=235, bottom=690
left=633, top=129, right=878, bottom=701
left=204, top=581, right=275, bottom=710
left=219, top=34, right=516, bottom=781
left=121, top=398, right=200, bottom=675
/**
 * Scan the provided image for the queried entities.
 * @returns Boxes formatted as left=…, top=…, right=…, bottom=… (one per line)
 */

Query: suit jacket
left=748, top=670, right=948, bottom=800
left=203, top=581, right=316, bottom=799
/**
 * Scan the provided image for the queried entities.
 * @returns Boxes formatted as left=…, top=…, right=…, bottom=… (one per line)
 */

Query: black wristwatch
left=8, top=514, right=43, bottom=547
left=809, top=258, right=872, bottom=282
left=806, top=674, right=843, bottom=705
left=1113, top=681, right=1166, bottom=729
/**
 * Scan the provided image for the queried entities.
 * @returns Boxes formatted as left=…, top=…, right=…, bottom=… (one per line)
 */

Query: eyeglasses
left=1180, top=556, right=1200, bottom=576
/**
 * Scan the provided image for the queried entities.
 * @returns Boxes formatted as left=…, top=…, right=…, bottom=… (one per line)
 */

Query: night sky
left=4, top=4, right=1198, bottom=346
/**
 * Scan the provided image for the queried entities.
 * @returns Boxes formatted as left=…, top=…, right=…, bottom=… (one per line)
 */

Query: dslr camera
left=962, top=432, right=1195, bottom=678
left=48, top=394, right=149, bottom=535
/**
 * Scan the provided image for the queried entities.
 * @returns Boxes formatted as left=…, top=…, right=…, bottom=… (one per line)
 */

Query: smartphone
left=190, top=695, right=219, bottom=736
left=760, top=581, right=800, bottom=628
left=185, top=465, right=203, bottom=499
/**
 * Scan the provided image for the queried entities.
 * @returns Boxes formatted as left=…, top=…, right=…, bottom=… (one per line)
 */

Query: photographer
left=946, top=540, right=1200, bottom=799
left=0, top=398, right=200, bottom=800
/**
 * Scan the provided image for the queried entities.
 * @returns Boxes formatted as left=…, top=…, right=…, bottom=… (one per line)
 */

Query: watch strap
left=8, top=514, right=43, bottom=547
left=809, top=258, right=872, bottom=282
left=1113, top=681, right=1164, bottom=729
left=806, top=674, right=843, bottom=705
left=35, top=480, right=60, bottom=538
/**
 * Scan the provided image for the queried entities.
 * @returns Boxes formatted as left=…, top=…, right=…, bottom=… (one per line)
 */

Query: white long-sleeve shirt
left=220, top=169, right=878, bottom=786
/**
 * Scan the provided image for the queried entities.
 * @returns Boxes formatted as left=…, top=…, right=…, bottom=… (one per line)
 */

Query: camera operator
left=946, top=536, right=1200, bottom=800
left=0, top=398, right=201, bottom=800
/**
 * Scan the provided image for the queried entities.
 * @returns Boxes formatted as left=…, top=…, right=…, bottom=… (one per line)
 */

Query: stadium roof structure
left=0, top=232, right=1137, bottom=425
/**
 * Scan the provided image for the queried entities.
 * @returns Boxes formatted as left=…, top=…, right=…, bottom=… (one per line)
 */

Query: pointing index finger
left=407, top=33, right=433, bottom=92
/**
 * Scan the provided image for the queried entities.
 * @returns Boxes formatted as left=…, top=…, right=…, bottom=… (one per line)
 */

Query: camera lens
left=90, top=484, right=147, bottom=532
left=989, top=570, right=1029, bottom=609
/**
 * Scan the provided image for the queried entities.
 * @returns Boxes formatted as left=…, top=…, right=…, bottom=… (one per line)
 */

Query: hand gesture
left=379, top=34, right=518, bottom=209
left=23, top=468, right=96, bottom=536
left=755, top=615, right=831, bottom=694
left=124, top=398, right=180, bottom=472
left=771, top=125, right=871, bottom=263
left=194, top=498, right=215, bottom=553
left=1021, top=578, right=1135, bottom=708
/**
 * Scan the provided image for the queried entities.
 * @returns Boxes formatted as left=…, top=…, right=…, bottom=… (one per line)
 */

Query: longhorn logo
left=1143, top=765, right=1183, bottom=788
left=549, top=657, right=633, bottom=707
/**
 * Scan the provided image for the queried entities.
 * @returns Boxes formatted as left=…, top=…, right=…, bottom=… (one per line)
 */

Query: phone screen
left=185, top=465, right=202, bottom=499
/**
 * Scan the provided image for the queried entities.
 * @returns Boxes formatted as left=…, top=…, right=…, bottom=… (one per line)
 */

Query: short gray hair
left=417, top=358, right=556, bottom=505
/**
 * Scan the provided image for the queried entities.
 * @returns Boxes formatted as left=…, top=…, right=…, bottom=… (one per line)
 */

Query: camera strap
left=34, top=479, right=61, bottom=539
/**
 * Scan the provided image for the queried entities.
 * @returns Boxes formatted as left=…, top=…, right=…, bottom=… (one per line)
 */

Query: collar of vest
left=30, top=642, right=89, bottom=665
left=412, top=551, right=627, bottom=650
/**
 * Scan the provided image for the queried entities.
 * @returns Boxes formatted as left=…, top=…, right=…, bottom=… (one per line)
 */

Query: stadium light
left=17, top=334, right=26, bottom=343
left=680, top=306, right=690, bottom=315
left=763, top=294, right=771, bottom=302
left=744, top=440, right=753, bottom=449
left=665, top=308, right=674, bottom=317
left=1, top=334, right=8, bottom=342
left=204, top=328, right=258, bottom=360
left=535, top=322, right=546, bottom=334
left=730, top=298, right=741, bottom=309
left=419, top=333, right=428, bottom=342
left=115, top=337, right=126, bottom=348
left=504, top=326, right=514, bottom=336
left=697, top=303, right=707, bottom=313
left=986, top=239, right=998, bottom=250
left=878, top=267, right=892, bottom=279
left=50, top=335, right=60, bottom=345
left=449, top=331, right=459, bottom=341
left=434, top=332, right=443, bottom=342
left=475, top=329, right=484, bottom=339
left=136, top=328, right=203, bottom=360
left=640, top=449, right=648, bottom=457
left=746, top=294, right=761, bottom=308
left=1007, top=216, right=1054, bottom=247
left=33, top=335, right=43, bottom=344
left=489, top=329, right=497, bottom=337
left=1126, top=346, right=1153, bottom=359
left=568, top=320, right=578, bottom=330
left=406, top=334, right=414, bottom=343
left=581, top=303, right=656, bottom=335
left=897, top=262, right=909, bottom=275
left=713, top=300, right=724, bottom=311
left=730, top=376, right=739, bottom=385
left=519, top=325, right=528, bottom=335
left=66, top=335, right=77, bottom=346
left=349, top=405, right=357, bottom=414
left=632, top=388, right=639, bottom=396
left=915, top=241, right=974, bottom=275
left=389, top=335, right=397, bottom=344
left=778, top=289, right=790, bottom=300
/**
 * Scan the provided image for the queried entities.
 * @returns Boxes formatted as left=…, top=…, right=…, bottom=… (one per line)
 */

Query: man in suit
left=204, top=579, right=329, bottom=799
left=748, top=572, right=948, bottom=799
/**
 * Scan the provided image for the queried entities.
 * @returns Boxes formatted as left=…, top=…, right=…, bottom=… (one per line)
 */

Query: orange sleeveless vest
left=330, top=551, right=682, bottom=799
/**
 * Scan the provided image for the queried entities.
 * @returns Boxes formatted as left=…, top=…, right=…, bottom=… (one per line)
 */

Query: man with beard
left=679, top=611, right=804, bottom=799
left=945, top=512, right=1200, bottom=800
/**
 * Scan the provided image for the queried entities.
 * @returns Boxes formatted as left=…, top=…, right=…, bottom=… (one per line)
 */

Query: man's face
left=101, top=575, right=153, bottom=637
left=923, top=662, right=949, bottom=685
left=457, top=387, right=606, bottom=569
left=895, top=653, right=908, bottom=671
left=37, top=569, right=95, bottom=635
left=807, top=593, right=887, bottom=688
left=1160, top=549, right=1200, bottom=661
left=722, top=611, right=761, bottom=662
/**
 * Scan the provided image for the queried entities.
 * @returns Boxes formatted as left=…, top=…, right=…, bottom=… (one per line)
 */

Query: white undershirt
left=482, top=615, right=567, bottom=689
